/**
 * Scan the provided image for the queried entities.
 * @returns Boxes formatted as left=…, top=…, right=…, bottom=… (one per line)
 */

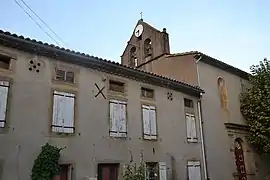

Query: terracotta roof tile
left=0, top=29, right=204, bottom=97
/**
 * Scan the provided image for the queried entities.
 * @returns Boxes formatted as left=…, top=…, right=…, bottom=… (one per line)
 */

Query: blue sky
left=1, top=0, right=270, bottom=72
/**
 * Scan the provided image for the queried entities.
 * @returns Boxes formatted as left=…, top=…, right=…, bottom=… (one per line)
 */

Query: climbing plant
left=123, top=161, right=146, bottom=180
left=31, top=143, right=63, bottom=180
left=123, top=150, right=158, bottom=180
left=240, top=58, right=270, bottom=155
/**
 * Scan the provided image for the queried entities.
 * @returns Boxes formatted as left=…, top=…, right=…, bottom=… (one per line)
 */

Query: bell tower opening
left=144, top=38, right=152, bottom=58
left=129, top=46, right=138, bottom=67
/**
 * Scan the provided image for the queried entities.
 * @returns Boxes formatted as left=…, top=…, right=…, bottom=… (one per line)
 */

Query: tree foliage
left=240, top=58, right=270, bottom=154
left=31, top=143, right=63, bottom=180
left=123, top=161, right=146, bottom=180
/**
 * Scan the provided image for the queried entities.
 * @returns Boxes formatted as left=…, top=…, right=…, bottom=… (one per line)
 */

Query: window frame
left=0, top=80, right=10, bottom=129
left=185, top=113, right=198, bottom=142
left=141, top=87, right=155, bottom=100
left=109, top=99, right=128, bottom=138
left=142, top=104, right=158, bottom=140
left=0, top=54, right=12, bottom=70
left=184, top=98, right=194, bottom=108
left=108, top=80, right=125, bottom=94
left=50, top=90, right=76, bottom=135
left=187, top=161, right=202, bottom=180
left=55, top=68, right=75, bottom=84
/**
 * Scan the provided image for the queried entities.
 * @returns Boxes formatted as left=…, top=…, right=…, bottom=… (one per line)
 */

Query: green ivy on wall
left=31, top=143, right=63, bottom=180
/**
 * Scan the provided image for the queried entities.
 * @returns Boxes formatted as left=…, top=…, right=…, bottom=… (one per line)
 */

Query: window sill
left=187, top=138, right=198, bottom=143
left=140, top=96, right=155, bottom=102
left=109, top=132, right=127, bottom=139
left=50, top=131, right=76, bottom=138
left=108, top=90, right=127, bottom=97
left=52, top=79, right=76, bottom=87
left=0, top=68, right=13, bottom=75
left=109, top=136, right=128, bottom=140
left=0, top=126, right=10, bottom=134
left=143, top=135, right=158, bottom=141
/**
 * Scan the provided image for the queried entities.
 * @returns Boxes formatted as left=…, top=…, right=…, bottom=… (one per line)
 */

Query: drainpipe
left=195, top=55, right=209, bottom=180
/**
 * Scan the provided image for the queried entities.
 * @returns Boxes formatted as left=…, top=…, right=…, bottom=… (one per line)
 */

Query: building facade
left=0, top=30, right=205, bottom=180
left=121, top=19, right=270, bottom=180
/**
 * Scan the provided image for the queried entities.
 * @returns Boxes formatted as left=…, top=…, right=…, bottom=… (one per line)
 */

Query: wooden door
left=98, top=164, right=119, bottom=180
left=234, top=140, right=247, bottom=180
left=59, top=164, right=69, bottom=180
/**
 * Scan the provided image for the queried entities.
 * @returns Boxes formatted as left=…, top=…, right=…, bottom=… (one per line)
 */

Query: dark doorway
left=59, top=164, right=70, bottom=180
left=234, top=139, right=247, bottom=180
left=98, top=163, right=119, bottom=180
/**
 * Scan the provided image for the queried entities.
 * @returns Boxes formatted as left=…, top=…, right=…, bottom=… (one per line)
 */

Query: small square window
left=109, top=80, right=125, bottom=93
left=0, top=54, right=11, bottom=70
left=184, top=98, right=193, bottom=108
left=55, top=69, right=75, bottom=83
left=141, top=87, right=154, bottom=99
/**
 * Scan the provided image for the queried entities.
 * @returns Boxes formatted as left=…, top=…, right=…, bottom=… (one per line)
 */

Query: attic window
left=55, top=69, right=75, bottom=83
left=109, top=80, right=125, bottom=93
left=184, top=98, right=193, bottom=108
left=141, top=87, right=154, bottom=99
left=0, top=54, right=11, bottom=70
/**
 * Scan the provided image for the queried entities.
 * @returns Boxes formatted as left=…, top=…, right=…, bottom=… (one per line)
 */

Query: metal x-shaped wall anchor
left=94, top=83, right=106, bottom=99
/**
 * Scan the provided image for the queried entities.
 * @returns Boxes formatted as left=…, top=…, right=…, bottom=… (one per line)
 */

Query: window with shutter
left=0, top=81, right=9, bottom=128
left=187, top=161, right=201, bottom=180
left=109, top=100, right=127, bottom=137
left=159, top=162, right=167, bottom=180
left=142, top=105, right=157, bottom=140
left=185, top=113, right=197, bottom=142
left=52, top=91, right=75, bottom=134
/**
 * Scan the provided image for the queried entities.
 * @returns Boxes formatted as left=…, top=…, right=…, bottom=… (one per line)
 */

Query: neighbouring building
left=0, top=30, right=205, bottom=180
left=121, top=19, right=270, bottom=180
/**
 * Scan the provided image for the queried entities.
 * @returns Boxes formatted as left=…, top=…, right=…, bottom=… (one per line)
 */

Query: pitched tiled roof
left=0, top=30, right=204, bottom=97
left=168, top=51, right=250, bottom=80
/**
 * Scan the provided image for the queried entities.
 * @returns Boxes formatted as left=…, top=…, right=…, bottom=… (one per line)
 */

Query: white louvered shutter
left=194, top=165, right=201, bottom=180
left=190, top=115, right=197, bottom=140
left=188, top=161, right=201, bottom=180
left=142, top=105, right=151, bottom=139
left=109, top=101, right=118, bottom=137
left=62, top=92, right=75, bottom=133
left=0, top=81, right=9, bottom=128
left=186, top=114, right=192, bottom=140
left=118, top=101, right=127, bottom=137
left=52, top=92, right=63, bottom=132
left=159, top=162, right=167, bottom=180
left=149, top=106, right=157, bottom=139
left=188, top=166, right=195, bottom=180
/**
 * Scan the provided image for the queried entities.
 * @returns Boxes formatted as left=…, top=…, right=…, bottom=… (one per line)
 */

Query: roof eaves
left=169, top=51, right=250, bottom=80
left=199, top=53, right=250, bottom=80
left=0, top=30, right=204, bottom=97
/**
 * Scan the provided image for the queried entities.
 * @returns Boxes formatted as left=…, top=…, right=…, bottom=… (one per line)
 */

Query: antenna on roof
left=140, top=12, right=143, bottom=21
